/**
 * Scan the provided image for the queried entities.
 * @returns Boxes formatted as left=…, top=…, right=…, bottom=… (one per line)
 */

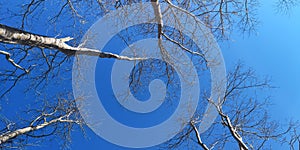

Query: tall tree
left=0, top=0, right=298, bottom=149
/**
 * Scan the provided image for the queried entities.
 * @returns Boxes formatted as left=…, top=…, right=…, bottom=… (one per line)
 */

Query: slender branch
left=0, top=50, right=29, bottom=73
left=161, top=32, right=206, bottom=60
left=216, top=104, right=249, bottom=150
left=190, top=121, right=210, bottom=150
left=67, top=0, right=83, bottom=18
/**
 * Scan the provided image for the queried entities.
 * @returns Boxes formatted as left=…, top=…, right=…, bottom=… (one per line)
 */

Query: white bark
left=218, top=109, right=249, bottom=150
left=190, top=121, right=210, bottom=150
left=0, top=110, right=78, bottom=145
left=0, top=24, right=145, bottom=61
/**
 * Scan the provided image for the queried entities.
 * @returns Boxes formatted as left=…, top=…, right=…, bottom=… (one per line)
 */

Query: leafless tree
left=0, top=95, right=84, bottom=149
left=286, top=125, right=300, bottom=150
left=0, top=0, right=298, bottom=149
left=276, top=0, right=299, bottom=14
left=165, top=63, right=296, bottom=149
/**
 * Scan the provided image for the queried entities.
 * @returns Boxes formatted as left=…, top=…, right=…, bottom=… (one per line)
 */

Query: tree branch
left=190, top=121, right=210, bottom=150
left=151, top=0, right=164, bottom=38
left=0, top=50, right=29, bottom=73
left=0, top=109, right=79, bottom=145
left=0, top=24, right=146, bottom=61
left=216, top=104, right=249, bottom=150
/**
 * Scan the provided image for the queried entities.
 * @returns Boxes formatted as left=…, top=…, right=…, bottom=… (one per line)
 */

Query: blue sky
left=222, top=0, right=300, bottom=122
left=1, top=0, right=300, bottom=150
left=68, top=1, right=300, bottom=149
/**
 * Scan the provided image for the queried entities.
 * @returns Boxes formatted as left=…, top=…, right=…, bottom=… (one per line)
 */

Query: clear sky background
left=221, top=0, right=300, bottom=123
left=1, top=0, right=300, bottom=150
left=68, top=1, right=300, bottom=149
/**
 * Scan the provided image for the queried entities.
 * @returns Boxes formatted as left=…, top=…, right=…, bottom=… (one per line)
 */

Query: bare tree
left=164, top=63, right=294, bottom=150
left=0, top=0, right=298, bottom=149
left=0, top=96, right=84, bottom=149
left=276, top=0, right=299, bottom=14
left=286, top=126, right=300, bottom=150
